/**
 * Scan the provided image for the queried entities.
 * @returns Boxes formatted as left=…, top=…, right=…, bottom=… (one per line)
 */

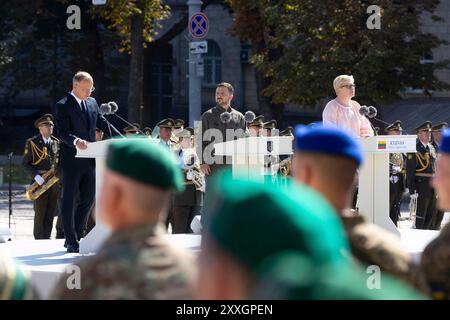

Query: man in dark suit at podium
left=55, top=71, right=111, bottom=252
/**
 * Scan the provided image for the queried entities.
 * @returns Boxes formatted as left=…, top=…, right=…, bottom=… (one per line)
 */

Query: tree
left=228, top=0, right=450, bottom=111
left=94, top=0, right=170, bottom=124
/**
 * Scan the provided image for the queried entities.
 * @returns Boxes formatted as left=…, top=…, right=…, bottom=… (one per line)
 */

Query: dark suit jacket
left=55, top=93, right=109, bottom=167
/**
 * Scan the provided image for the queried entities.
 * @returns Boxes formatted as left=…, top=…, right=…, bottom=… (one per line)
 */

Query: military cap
left=294, top=125, right=363, bottom=166
left=157, top=118, right=175, bottom=128
left=248, top=115, right=265, bottom=127
left=203, top=170, right=351, bottom=275
left=175, top=127, right=194, bottom=139
left=34, top=114, right=54, bottom=128
left=279, top=126, right=294, bottom=136
left=263, top=120, right=277, bottom=130
left=431, top=122, right=448, bottom=132
left=385, top=120, right=403, bottom=133
left=123, top=123, right=141, bottom=134
left=142, top=127, right=152, bottom=136
left=415, top=121, right=432, bottom=133
left=106, top=140, right=184, bottom=192
left=440, top=129, right=450, bottom=154
left=173, top=119, right=185, bottom=129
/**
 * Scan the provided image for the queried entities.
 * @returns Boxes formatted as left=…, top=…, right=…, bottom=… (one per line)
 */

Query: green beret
left=203, top=170, right=351, bottom=274
left=252, top=252, right=425, bottom=299
left=106, top=140, right=184, bottom=192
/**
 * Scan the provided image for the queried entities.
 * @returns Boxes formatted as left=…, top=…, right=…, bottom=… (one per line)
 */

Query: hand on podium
left=76, top=139, right=88, bottom=150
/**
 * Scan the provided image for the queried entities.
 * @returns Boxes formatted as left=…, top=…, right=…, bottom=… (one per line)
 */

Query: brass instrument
left=26, top=167, right=59, bottom=200
left=279, top=157, right=292, bottom=177
left=182, top=151, right=205, bottom=192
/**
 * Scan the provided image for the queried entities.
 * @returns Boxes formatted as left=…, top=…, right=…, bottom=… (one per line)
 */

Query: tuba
left=25, top=167, right=60, bottom=201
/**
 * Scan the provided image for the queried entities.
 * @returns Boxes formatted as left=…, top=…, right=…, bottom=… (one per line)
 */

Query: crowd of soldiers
left=387, top=120, right=448, bottom=230
left=1, top=81, right=450, bottom=300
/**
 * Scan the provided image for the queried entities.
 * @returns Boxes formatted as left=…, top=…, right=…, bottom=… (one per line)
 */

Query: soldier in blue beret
left=292, top=125, right=429, bottom=294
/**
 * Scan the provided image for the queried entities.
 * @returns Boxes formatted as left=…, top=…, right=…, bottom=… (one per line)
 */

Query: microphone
left=99, top=103, right=112, bottom=115
left=244, top=111, right=256, bottom=123
left=220, top=112, right=231, bottom=124
left=106, top=101, right=146, bottom=135
left=359, top=105, right=369, bottom=116
left=367, top=106, right=377, bottom=119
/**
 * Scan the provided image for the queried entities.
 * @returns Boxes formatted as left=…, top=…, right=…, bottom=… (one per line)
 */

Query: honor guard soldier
left=172, top=128, right=204, bottom=233
left=247, top=115, right=264, bottom=137
left=406, top=121, right=438, bottom=229
left=142, top=127, right=152, bottom=136
left=261, top=120, right=277, bottom=137
left=279, top=126, right=294, bottom=137
left=429, top=122, right=448, bottom=230
left=156, top=118, right=176, bottom=148
left=431, top=122, right=448, bottom=151
left=123, top=123, right=141, bottom=136
left=386, top=120, right=406, bottom=226
left=22, top=114, right=61, bottom=239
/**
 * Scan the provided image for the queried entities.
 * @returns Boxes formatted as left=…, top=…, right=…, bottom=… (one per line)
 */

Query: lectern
left=358, top=135, right=416, bottom=236
left=76, top=138, right=158, bottom=254
left=214, top=136, right=294, bottom=180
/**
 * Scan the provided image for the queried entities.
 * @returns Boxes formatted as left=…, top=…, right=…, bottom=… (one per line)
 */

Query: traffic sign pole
left=187, top=0, right=204, bottom=127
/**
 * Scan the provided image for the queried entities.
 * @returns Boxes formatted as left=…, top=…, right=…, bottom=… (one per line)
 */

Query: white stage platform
left=0, top=229, right=440, bottom=299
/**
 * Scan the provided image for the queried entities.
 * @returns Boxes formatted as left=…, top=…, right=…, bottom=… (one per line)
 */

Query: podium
left=214, top=136, right=294, bottom=180
left=358, top=135, right=416, bottom=236
left=76, top=138, right=158, bottom=254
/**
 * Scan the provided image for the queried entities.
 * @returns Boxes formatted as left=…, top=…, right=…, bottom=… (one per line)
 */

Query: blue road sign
left=189, top=12, right=209, bottom=39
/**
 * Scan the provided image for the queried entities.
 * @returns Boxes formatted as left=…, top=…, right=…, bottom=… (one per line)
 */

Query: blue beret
left=294, top=125, right=363, bottom=166
left=441, top=129, right=450, bottom=154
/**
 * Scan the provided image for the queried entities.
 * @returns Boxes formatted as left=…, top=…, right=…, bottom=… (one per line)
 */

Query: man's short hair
left=216, top=82, right=234, bottom=95
left=73, top=71, right=93, bottom=84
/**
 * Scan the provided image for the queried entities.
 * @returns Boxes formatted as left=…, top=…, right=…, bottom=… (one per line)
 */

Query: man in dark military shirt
left=50, top=140, right=196, bottom=299
left=22, top=114, right=60, bottom=239
left=385, top=120, right=406, bottom=226
left=406, top=121, right=438, bottom=230
left=199, top=82, right=246, bottom=177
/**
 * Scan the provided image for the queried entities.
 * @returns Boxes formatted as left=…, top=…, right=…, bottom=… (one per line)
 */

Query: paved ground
left=0, top=187, right=448, bottom=240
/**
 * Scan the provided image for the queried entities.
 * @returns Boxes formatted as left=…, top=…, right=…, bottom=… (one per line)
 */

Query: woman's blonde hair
left=333, top=75, right=354, bottom=91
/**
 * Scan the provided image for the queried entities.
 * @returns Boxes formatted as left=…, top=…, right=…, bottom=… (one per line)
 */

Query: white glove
left=34, top=174, right=45, bottom=186
left=389, top=176, right=399, bottom=184
left=410, top=192, right=418, bottom=200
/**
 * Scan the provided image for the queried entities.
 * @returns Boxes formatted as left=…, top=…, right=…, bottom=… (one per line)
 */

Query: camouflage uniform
left=421, top=223, right=450, bottom=299
left=341, top=213, right=430, bottom=295
left=50, top=223, right=196, bottom=299
left=0, top=254, right=36, bottom=300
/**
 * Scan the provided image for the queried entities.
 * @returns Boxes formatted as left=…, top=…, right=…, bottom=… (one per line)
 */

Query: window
left=202, top=40, right=222, bottom=87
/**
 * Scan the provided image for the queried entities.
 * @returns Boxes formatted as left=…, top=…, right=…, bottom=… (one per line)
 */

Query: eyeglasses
left=77, top=83, right=95, bottom=93
left=341, top=84, right=356, bottom=89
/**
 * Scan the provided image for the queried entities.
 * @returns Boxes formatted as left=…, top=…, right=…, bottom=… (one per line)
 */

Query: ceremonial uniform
left=22, top=114, right=60, bottom=240
left=123, top=123, right=141, bottom=136
left=385, top=121, right=406, bottom=226
left=247, top=115, right=264, bottom=137
left=406, top=121, right=437, bottom=229
left=50, top=223, right=195, bottom=299
left=172, top=128, right=203, bottom=234
left=429, top=122, right=448, bottom=230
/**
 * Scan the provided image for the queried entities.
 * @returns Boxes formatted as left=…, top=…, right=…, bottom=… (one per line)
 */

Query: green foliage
left=93, top=0, right=171, bottom=52
left=228, top=0, right=450, bottom=107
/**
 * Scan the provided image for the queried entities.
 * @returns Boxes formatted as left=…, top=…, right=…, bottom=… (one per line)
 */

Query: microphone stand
left=102, top=116, right=126, bottom=138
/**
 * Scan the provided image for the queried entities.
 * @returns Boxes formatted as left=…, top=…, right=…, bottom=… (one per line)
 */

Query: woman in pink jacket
left=322, top=75, right=374, bottom=138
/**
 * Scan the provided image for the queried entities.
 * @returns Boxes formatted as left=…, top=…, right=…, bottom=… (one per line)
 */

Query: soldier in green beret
left=50, top=140, right=196, bottom=299
left=198, top=171, right=425, bottom=299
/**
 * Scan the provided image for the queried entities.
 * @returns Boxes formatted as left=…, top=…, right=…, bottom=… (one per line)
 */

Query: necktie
left=81, top=101, right=89, bottom=125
